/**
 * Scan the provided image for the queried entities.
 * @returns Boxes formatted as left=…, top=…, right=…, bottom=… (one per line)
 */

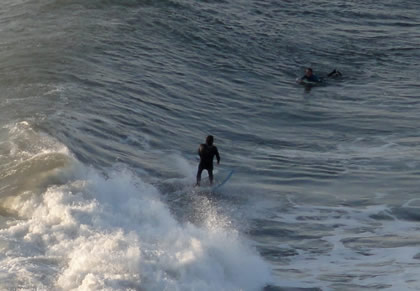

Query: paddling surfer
left=299, top=68, right=342, bottom=83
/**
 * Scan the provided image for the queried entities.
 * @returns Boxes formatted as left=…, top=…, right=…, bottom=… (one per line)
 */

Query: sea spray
left=1, top=165, right=271, bottom=290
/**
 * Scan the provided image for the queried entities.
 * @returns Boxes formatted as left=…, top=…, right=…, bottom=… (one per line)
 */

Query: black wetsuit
left=301, top=70, right=341, bottom=83
left=301, top=74, right=322, bottom=83
left=196, top=144, right=220, bottom=185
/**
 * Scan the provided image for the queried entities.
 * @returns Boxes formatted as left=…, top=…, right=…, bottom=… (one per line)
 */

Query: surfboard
left=211, top=169, right=234, bottom=191
left=296, top=78, right=322, bottom=86
left=196, top=169, right=234, bottom=193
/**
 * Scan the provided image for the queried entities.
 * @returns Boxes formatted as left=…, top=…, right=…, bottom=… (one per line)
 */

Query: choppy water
left=1, top=0, right=420, bottom=290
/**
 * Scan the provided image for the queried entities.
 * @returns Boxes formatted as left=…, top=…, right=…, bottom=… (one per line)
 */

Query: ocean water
left=0, top=0, right=420, bottom=290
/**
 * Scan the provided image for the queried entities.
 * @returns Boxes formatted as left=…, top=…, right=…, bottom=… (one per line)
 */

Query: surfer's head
left=206, top=135, right=214, bottom=146
left=305, top=67, right=313, bottom=77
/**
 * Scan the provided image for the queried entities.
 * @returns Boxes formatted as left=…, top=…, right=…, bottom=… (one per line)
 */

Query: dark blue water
left=0, top=0, right=420, bottom=290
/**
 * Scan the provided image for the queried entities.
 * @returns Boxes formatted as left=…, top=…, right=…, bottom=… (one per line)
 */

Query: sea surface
left=0, top=0, right=420, bottom=290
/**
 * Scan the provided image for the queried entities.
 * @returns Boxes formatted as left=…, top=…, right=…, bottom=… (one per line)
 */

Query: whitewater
left=1, top=0, right=420, bottom=290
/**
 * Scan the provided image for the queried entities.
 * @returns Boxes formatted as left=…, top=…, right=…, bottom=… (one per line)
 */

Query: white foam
left=169, top=153, right=196, bottom=180
left=3, top=121, right=69, bottom=161
left=0, top=165, right=271, bottom=290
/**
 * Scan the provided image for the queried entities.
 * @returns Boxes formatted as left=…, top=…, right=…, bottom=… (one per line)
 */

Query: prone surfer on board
left=195, top=135, right=220, bottom=187
left=298, top=67, right=342, bottom=84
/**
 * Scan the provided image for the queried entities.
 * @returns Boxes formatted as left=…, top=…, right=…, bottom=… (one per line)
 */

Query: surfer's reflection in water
left=195, top=135, right=220, bottom=187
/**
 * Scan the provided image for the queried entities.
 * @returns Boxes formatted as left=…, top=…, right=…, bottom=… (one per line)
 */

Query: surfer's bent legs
left=208, top=167, right=214, bottom=185
left=196, top=165, right=213, bottom=186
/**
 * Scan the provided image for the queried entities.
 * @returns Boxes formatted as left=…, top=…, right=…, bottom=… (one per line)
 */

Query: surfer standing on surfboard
left=196, top=135, right=220, bottom=187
